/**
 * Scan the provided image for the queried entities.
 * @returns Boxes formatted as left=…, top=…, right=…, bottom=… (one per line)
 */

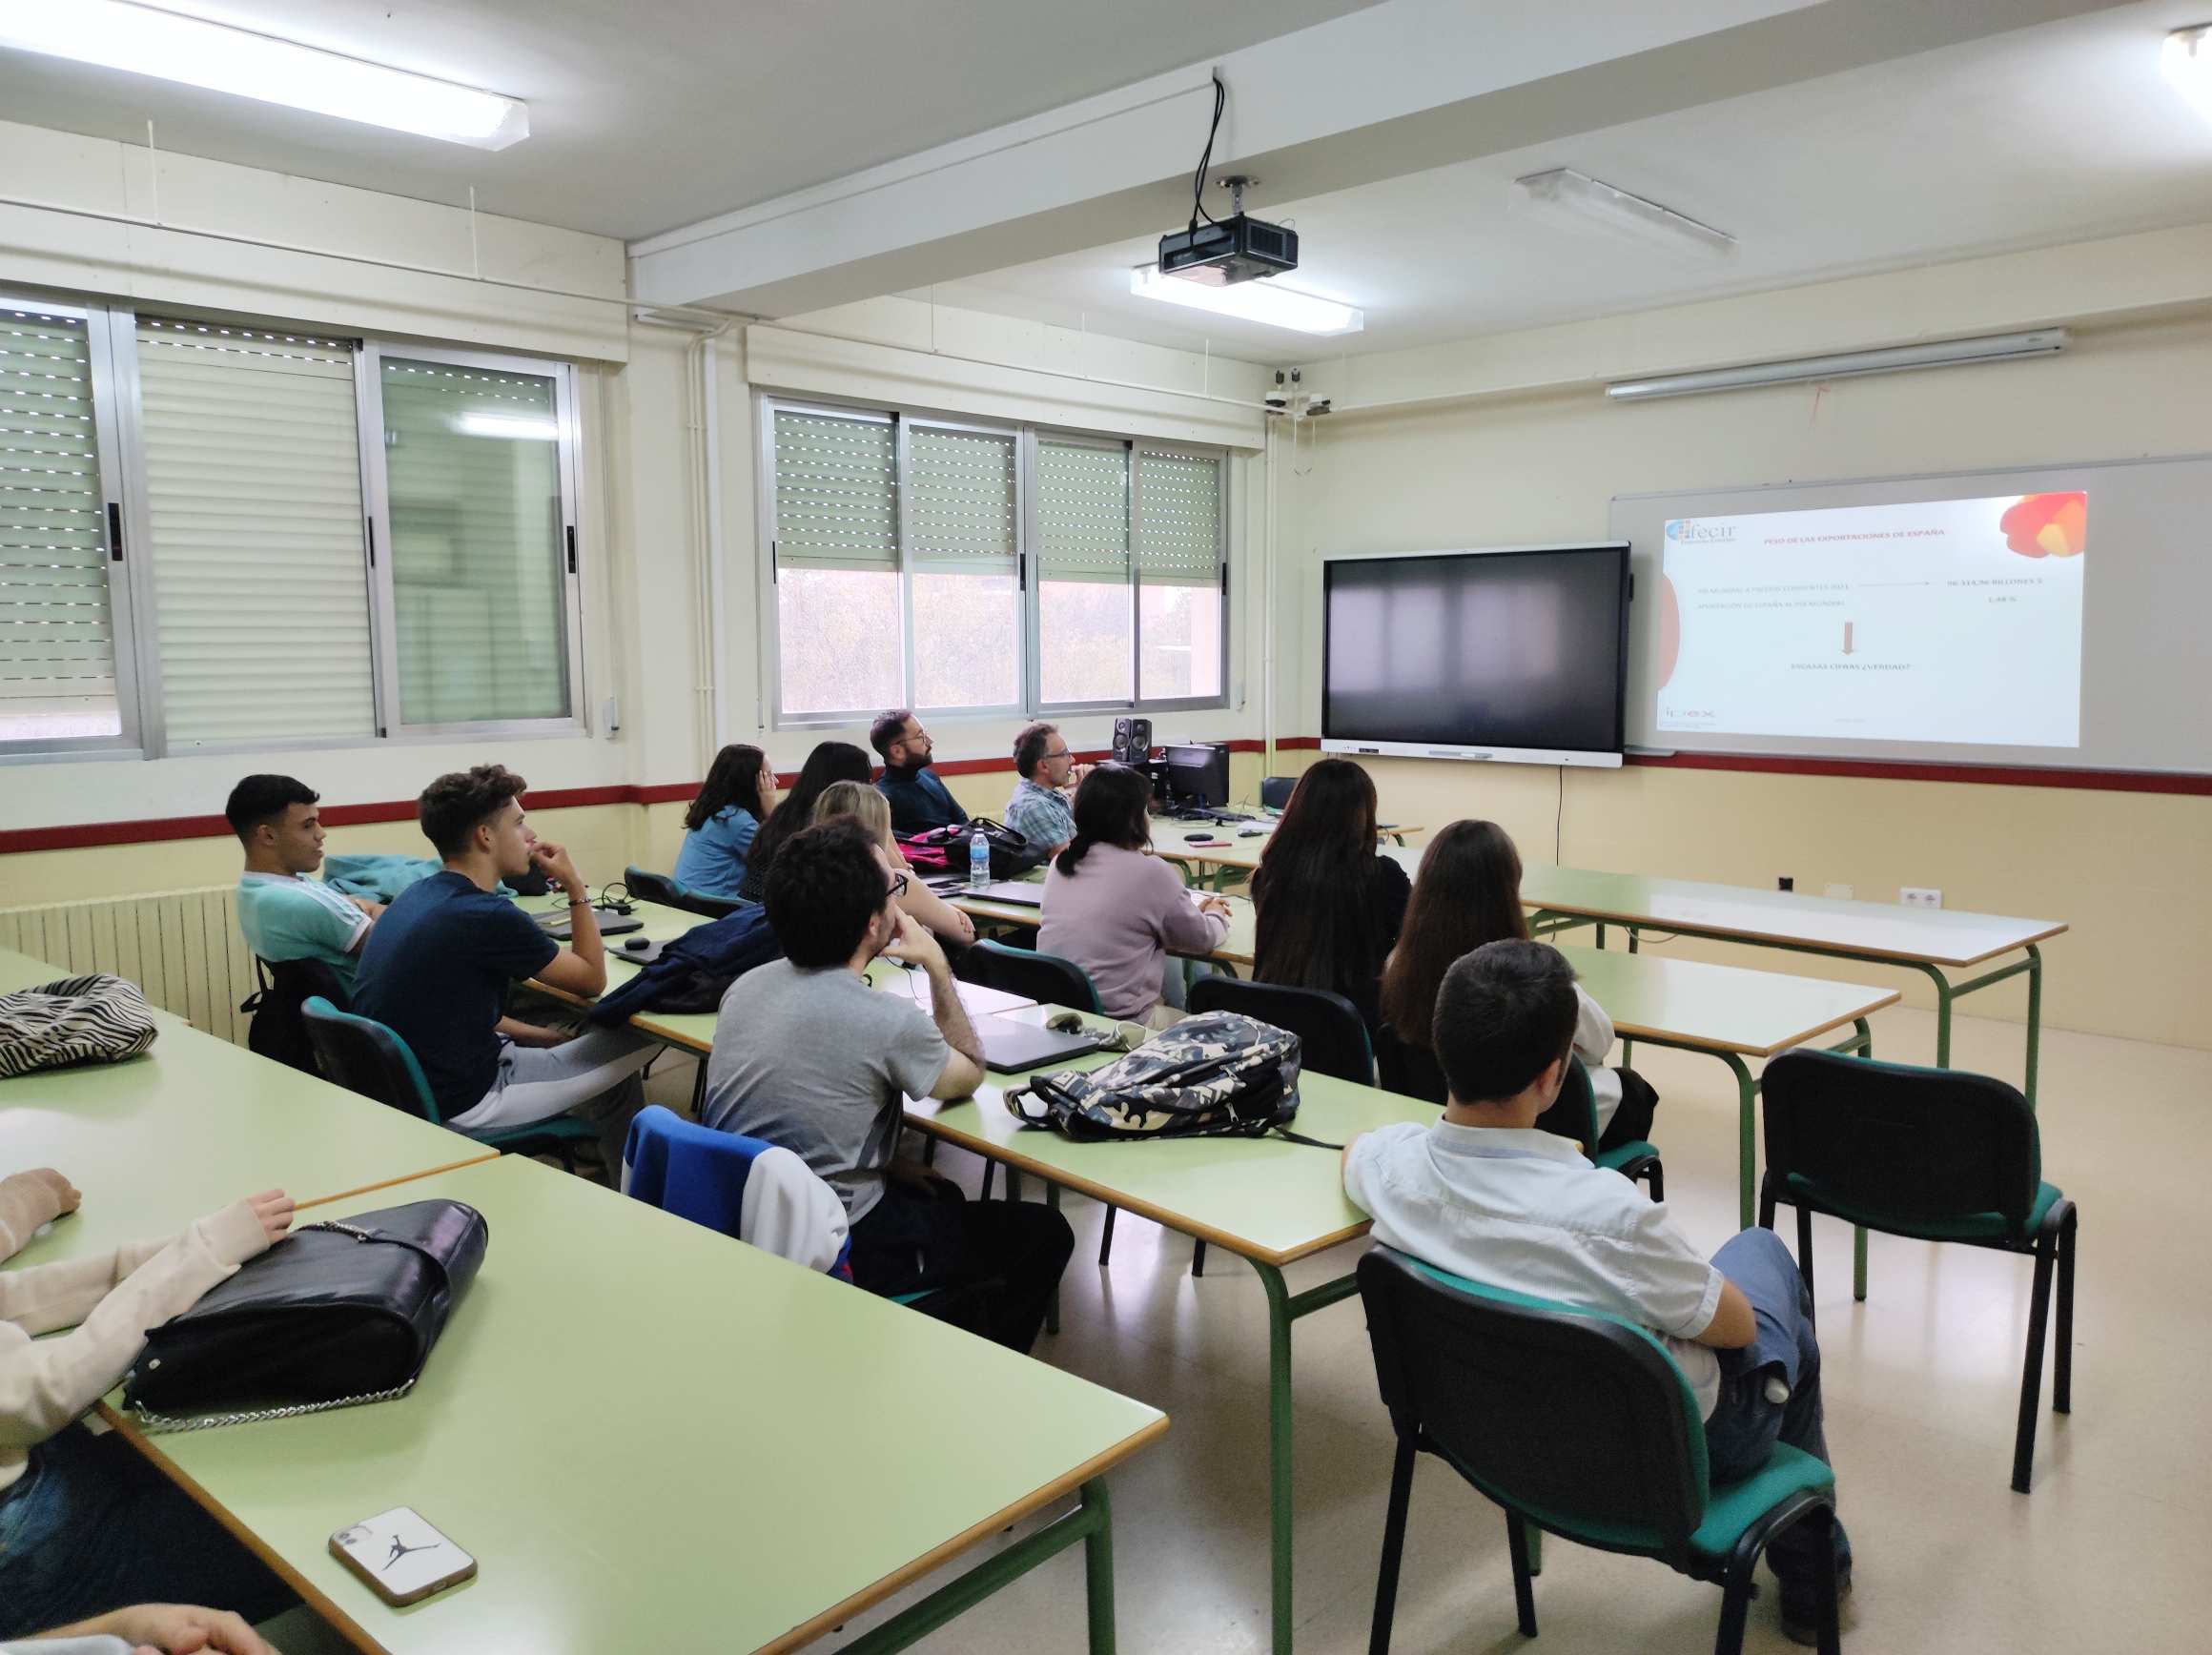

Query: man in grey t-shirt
left=703, top=820, right=1073, bottom=1352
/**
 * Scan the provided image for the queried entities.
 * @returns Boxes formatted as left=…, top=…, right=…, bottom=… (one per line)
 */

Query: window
left=0, top=291, right=591, bottom=763
left=133, top=319, right=376, bottom=747
left=369, top=349, right=583, bottom=730
left=766, top=398, right=1227, bottom=725
left=0, top=298, right=137, bottom=754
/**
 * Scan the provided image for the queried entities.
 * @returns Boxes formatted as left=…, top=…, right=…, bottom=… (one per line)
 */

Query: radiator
left=0, top=886, right=257, bottom=1045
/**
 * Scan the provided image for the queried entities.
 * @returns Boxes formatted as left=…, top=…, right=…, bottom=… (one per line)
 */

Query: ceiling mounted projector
left=1159, top=81, right=1300, bottom=286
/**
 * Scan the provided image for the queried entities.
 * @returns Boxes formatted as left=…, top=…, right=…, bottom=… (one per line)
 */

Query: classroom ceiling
left=921, top=0, right=2212, bottom=359
left=0, top=0, right=1381, bottom=241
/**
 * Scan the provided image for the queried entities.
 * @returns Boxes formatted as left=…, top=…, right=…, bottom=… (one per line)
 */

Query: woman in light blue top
left=674, top=744, right=775, bottom=896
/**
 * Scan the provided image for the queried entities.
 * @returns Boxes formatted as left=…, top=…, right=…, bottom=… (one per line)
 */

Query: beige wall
left=1283, top=306, right=2212, bottom=1051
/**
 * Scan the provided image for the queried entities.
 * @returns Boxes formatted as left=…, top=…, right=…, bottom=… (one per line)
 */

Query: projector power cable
left=1188, top=75, right=1227, bottom=234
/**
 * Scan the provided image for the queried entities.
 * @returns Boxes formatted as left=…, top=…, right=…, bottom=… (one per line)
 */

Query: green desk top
left=1555, top=944, right=1895, bottom=1056
left=906, top=1019, right=1435, bottom=1268
left=1, top=1011, right=494, bottom=1269
left=112, top=1156, right=1166, bottom=1655
left=1157, top=822, right=1421, bottom=875
left=1377, top=850, right=2066, bottom=968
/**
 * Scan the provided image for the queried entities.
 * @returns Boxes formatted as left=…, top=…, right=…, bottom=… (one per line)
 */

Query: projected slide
left=1654, top=492, right=2086, bottom=747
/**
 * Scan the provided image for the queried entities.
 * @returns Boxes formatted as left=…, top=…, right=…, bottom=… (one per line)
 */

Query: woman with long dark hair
left=735, top=741, right=873, bottom=904
left=1248, top=759, right=1410, bottom=1037
left=1376, top=819, right=1658, bottom=1149
left=1039, top=764, right=1230, bottom=1027
left=674, top=743, right=775, bottom=896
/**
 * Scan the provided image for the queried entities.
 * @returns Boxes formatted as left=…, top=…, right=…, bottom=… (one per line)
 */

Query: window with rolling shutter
left=0, top=304, right=125, bottom=747
left=771, top=406, right=902, bottom=715
left=135, top=318, right=376, bottom=747
left=1034, top=437, right=1134, bottom=706
left=378, top=355, right=574, bottom=727
left=907, top=423, right=1019, bottom=710
left=1134, top=445, right=1225, bottom=703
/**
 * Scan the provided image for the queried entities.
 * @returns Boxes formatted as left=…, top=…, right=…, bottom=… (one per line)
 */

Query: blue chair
left=1760, top=1049, right=2079, bottom=1493
left=300, top=996, right=601, bottom=1175
left=1359, top=1246, right=1843, bottom=1654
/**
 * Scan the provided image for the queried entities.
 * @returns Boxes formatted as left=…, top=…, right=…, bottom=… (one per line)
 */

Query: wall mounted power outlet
left=1900, top=887, right=1943, bottom=909
left=1777, top=876, right=1794, bottom=892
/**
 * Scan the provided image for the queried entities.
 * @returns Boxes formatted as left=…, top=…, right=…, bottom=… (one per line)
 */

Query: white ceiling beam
left=630, top=0, right=2132, bottom=316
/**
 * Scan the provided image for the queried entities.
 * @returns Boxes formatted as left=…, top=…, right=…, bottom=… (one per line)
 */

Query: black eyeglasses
left=886, top=872, right=911, bottom=902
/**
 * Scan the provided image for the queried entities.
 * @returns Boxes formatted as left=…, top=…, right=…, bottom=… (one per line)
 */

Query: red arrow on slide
left=1842, top=621, right=1854, bottom=655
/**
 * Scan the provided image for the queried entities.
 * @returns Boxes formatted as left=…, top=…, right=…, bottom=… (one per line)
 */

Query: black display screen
left=1322, top=546, right=1628, bottom=755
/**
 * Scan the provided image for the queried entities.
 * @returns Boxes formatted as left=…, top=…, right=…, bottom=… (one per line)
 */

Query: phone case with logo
left=330, top=1506, right=477, bottom=1605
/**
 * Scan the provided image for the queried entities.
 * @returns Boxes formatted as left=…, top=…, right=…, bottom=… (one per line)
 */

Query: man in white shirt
left=1342, top=939, right=1851, bottom=1643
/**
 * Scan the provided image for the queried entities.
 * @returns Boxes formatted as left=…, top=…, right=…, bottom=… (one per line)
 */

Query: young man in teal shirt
left=227, top=775, right=381, bottom=994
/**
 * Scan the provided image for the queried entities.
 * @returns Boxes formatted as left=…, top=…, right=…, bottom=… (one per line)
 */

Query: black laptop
left=976, top=1013, right=1104, bottom=1073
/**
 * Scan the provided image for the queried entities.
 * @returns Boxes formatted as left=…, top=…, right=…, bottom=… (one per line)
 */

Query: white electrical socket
left=1900, top=887, right=1942, bottom=909
left=1823, top=883, right=1854, bottom=901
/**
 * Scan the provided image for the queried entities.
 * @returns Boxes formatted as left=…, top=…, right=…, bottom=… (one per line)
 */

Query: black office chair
left=301, top=997, right=601, bottom=1176
left=969, top=938, right=1100, bottom=1012
left=1760, top=1049, right=2078, bottom=1493
left=623, top=865, right=745, bottom=921
left=1359, top=1247, right=1843, bottom=1655
left=1259, top=775, right=1298, bottom=811
left=239, top=956, right=350, bottom=1076
left=1178, top=977, right=1372, bottom=1276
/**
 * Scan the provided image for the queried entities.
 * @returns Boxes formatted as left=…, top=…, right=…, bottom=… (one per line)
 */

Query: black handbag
left=121, top=1199, right=488, bottom=1432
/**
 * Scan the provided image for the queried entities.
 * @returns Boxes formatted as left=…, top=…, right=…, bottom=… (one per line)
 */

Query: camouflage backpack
left=1005, top=1010, right=1333, bottom=1145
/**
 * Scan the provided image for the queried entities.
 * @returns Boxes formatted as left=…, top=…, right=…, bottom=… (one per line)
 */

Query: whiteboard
left=1608, top=454, right=2212, bottom=774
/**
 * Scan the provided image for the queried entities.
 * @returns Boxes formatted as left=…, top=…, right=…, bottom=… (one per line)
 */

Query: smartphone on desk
left=331, top=1506, right=477, bottom=1605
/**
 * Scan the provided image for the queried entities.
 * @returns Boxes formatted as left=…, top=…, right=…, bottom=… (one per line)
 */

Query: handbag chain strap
left=128, top=1376, right=420, bottom=1436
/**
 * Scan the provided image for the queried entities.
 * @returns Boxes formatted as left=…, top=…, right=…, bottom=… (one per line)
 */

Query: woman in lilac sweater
left=1040, top=765, right=1231, bottom=1025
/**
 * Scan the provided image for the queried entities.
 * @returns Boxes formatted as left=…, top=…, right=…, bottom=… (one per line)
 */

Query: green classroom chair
left=301, top=996, right=602, bottom=1176
left=1559, top=1055, right=1666, bottom=1198
left=1759, top=1049, right=2078, bottom=1493
left=1359, top=1246, right=1844, bottom=1655
left=621, top=865, right=747, bottom=920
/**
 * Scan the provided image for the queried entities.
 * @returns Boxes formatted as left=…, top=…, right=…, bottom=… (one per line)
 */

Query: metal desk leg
left=2024, top=943, right=2043, bottom=1109
left=1254, top=1264, right=1362, bottom=1655
left=1045, top=1181, right=1062, bottom=1335
left=1721, top=1050, right=1757, bottom=1231
left=840, top=1477, right=1117, bottom=1654
left=1621, top=926, right=1640, bottom=1067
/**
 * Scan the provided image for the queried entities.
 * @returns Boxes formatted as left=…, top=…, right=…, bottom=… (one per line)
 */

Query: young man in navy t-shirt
left=354, top=766, right=654, bottom=1169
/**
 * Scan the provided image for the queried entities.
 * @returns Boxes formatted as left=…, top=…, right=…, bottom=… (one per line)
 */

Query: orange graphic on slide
left=1997, top=492, right=2086, bottom=559
left=1654, top=573, right=1681, bottom=689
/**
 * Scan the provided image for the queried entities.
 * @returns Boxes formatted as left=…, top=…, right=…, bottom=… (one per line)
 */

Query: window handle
left=565, top=523, right=578, bottom=576
left=107, top=502, right=124, bottom=562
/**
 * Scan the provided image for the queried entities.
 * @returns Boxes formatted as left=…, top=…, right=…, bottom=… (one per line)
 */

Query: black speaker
left=1112, top=717, right=1153, bottom=765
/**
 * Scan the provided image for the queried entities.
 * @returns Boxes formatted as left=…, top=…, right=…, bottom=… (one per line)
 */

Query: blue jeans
left=1704, top=1228, right=1854, bottom=1600
left=0, top=1423, right=294, bottom=1638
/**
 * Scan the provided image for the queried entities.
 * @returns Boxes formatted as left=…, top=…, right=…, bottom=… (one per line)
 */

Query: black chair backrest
left=624, top=865, right=745, bottom=921
left=1187, top=976, right=1373, bottom=1084
left=299, top=997, right=440, bottom=1123
left=1260, top=775, right=1298, bottom=811
left=1763, top=1049, right=2040, bottom=1238
left=972, top=939, right=1101, bottom=1013
left=1358, top=1247, right=1708, bottom=1567
left=241, top=956, right=349, bottom=1076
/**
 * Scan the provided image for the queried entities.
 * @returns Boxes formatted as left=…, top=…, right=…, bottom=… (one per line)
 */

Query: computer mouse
left=1238, top=828, right=1265, bottom=837
left=623, top=936, right=652, bottom=952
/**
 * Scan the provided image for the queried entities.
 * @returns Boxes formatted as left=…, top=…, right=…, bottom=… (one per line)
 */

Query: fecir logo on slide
left=1655, top=492, right=2087, bottom=748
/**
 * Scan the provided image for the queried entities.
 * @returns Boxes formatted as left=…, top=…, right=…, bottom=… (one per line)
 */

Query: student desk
left=906, top=1043, right=1434, bottom=1655
left=1, top=952, right=494, bottom=1268
left=103, top=1155, right=1165, bottom=1655
left=1157, top=821, right=1423, bottom=890
left=1379, top=854, right=2067, bottom=1110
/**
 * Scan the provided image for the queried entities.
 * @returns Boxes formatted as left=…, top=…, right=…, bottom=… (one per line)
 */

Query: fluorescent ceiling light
left=2165, top=25, right=2212, bottom=123
left=1131, top=265, right=1362, bottom=336
left=1606, top=329, right=2068, bottom=402
left=0, top=0, right=529, bottom=149
left=1512, top=168, right=1735, bottom=257
left=457, top=413, right=559, bottom=440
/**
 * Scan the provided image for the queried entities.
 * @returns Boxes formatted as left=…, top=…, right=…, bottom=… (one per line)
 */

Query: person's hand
left=880, top=908, right=948, bottom=974
left=1199, top=895, right=1234, bottom=920
left=346, top=895, right=386, bottom=919
left=532, top=839, right=586, bottom=898
left=509, top=1022, right=568, bottom=1049
left=28, top=1167, right=81, bottom=1216
left=1066, top=763, right=1094, bottom=787
left=949, top=909, right=976, bottom=945
left=245, top=1190, right=295, bottom=1247
left=86, top=1604, right=280, bottom=1654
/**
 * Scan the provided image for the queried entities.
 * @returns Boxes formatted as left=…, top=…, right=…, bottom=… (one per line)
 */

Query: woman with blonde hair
left=811, top=780, right=976, bottom=947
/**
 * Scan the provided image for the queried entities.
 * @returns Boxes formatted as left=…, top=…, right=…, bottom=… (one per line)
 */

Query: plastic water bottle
left=968, top=826, right=992, bottom=889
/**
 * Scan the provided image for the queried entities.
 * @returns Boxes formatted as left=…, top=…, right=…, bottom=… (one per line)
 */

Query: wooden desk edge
left=1531, top=901, right=2068, bottom=969
left=901, top=1113, right=1372, bottom=1269
left=756, top=1414, right=1172, bottom=1655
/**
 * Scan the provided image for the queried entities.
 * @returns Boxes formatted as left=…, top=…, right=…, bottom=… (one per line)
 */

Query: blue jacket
left=876, top=765, right=970, bottom=835
left=587, top=903, right=782, bottom=1023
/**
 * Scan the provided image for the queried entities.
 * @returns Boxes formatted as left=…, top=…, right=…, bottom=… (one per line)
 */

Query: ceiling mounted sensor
left=1131, top=264, right=1362, bottom=336
left=2165, top=24, right=2212, bottom=123
left=0, top=0, right=530, bottom=149
left=1512, top=167, right=1735, bottom=258
left=1605, top=329, right=2070, bottom=402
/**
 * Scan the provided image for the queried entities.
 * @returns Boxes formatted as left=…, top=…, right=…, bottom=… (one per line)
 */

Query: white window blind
left=0, top=307, right=119, bottom=743
left=907, top=426, right=1014, bottom=569
left=907, top=424, right=1018, bottom=709
left=135, top=318, right=375, bottom=746
left=773, top=410, right=897, bottom=571
left=1134, top=446, right=1222, bottom=586
left=380, top=357, right=571, bottom=725
left=1034, top=439, right=1129, bottom=582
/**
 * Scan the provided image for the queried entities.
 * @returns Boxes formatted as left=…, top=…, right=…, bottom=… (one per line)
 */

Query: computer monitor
left=1163, top=743, right=1229, bottom=810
